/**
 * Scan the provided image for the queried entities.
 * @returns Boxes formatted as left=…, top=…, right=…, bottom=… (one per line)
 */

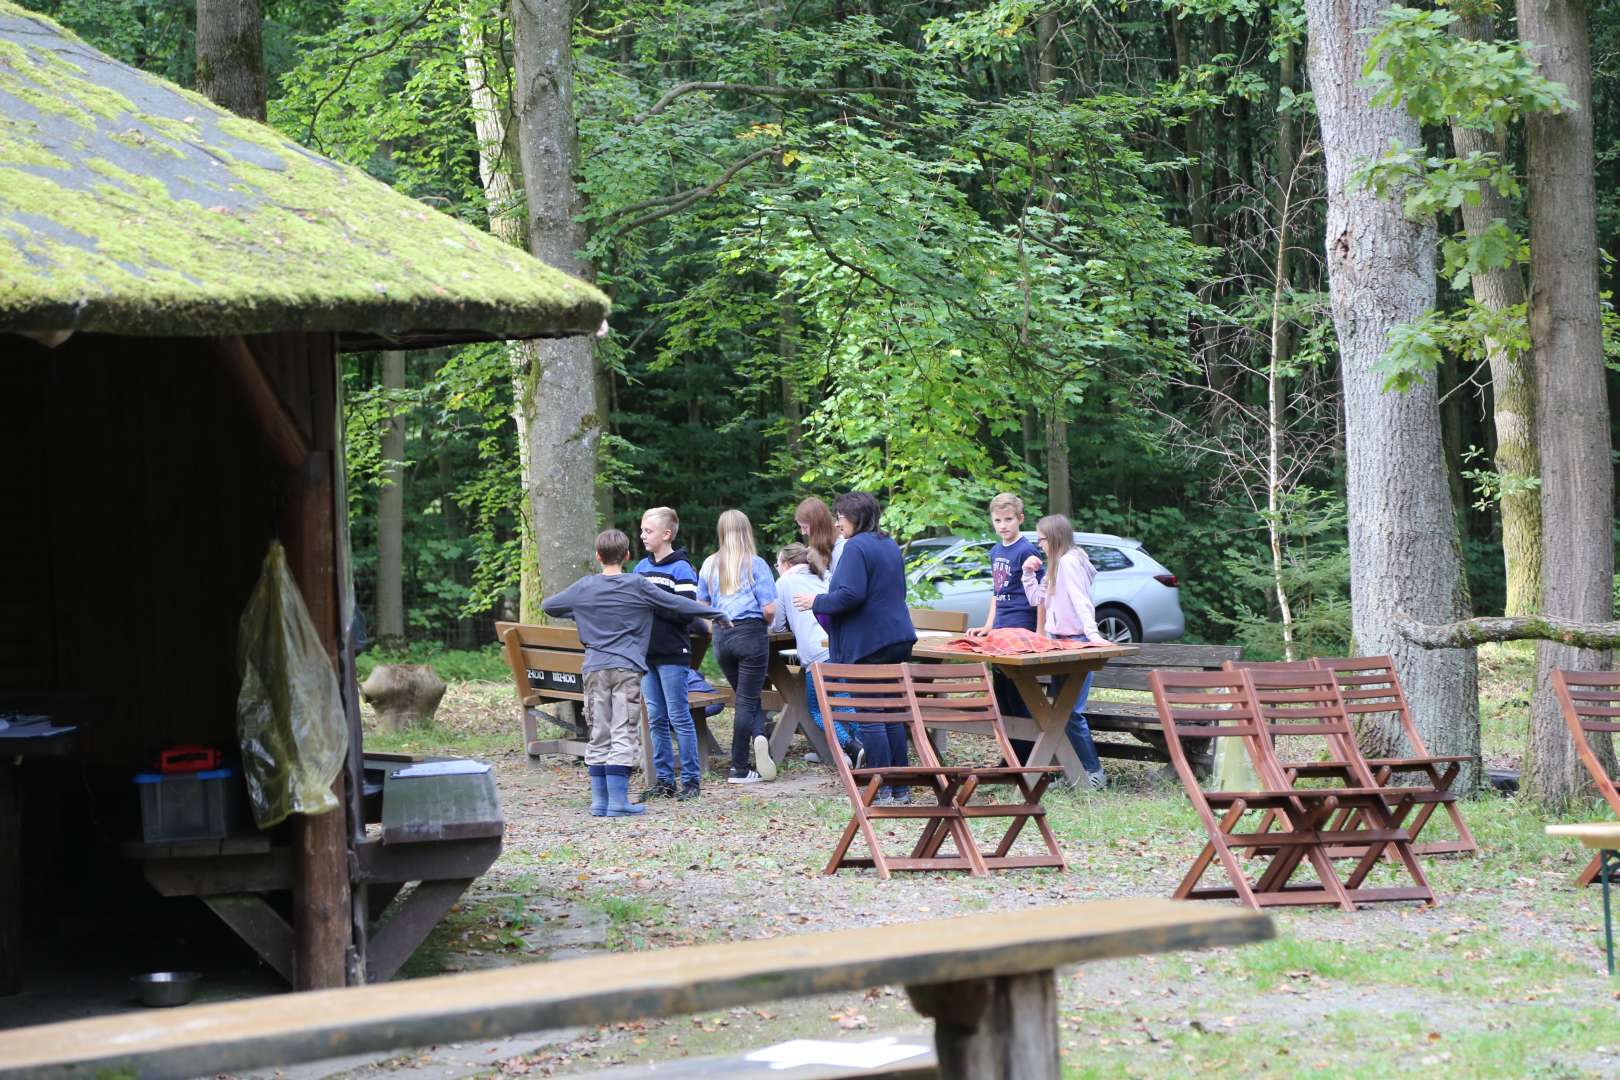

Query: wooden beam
left=214, top=336, right=310, bottom=470
left=276, top=340, right=351, bottom=993
left=201, top=896, right=295, bottom=985
left=365, top=879, right=472, bottom=983
left=0, top=900, right=1271, bottom=1079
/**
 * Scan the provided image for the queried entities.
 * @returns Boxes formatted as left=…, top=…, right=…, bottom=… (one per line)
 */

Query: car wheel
left=1094, top=605, right=1141, bottom=644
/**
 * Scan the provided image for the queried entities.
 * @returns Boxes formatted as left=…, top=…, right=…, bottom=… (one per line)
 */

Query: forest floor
left=347, top=642, right=1620, bottom=1079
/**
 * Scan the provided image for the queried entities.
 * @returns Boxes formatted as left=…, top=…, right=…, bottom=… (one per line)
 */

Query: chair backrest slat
left=1312, top=655, right=1430, bottom=759
left=1552, top=670, right=1620, bottom=817
left=1237, top=667, right=1376, bottom=788
left=1149, top=669, right=1289, bottom=798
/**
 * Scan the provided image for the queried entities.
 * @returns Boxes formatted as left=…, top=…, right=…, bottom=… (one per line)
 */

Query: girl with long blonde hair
left=1021, top=513, right=1108, bottom=789
left=698, top=510, right=779, bottom=783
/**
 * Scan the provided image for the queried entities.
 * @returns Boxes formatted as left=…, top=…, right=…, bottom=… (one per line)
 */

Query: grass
left=366, top=657, right=1620, bottom=1078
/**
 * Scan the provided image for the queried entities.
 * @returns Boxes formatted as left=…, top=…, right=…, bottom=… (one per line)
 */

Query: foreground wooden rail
left=0, top=900, right=1270, bottom=1080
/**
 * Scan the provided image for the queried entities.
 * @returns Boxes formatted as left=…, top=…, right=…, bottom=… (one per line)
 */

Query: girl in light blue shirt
left=698, top=510, right=778, bottom=782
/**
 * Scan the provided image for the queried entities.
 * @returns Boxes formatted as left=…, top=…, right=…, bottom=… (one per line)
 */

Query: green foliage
left=1211, top=488, right=1353, bottom=660
left=1364, top=5, right=1573, bottom=130
left=355, top=642, right=508, bottom=684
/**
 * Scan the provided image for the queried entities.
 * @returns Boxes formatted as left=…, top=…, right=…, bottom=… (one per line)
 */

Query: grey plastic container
left=133, top=768, right=242, bottom=842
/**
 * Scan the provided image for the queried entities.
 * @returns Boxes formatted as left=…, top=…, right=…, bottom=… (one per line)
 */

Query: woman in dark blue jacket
left=794, top=492, right=916, bottom=803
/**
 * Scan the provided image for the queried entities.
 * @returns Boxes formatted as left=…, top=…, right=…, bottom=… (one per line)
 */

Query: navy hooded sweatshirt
left=633, top=546, right=701, bottom=663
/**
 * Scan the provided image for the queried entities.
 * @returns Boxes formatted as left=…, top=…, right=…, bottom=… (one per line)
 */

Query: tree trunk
left=360, top=664, right=448, bottom=732
left=461, top=6, right=545, bottom=619
left=1305, top=0, right=1479, bottom=784
left=1450, top=10, right=1541, bottom=618
left=195, top=0, right=266, bottom=121
left=1518, top=0, right=1615, bottom=811
left=511, top=0, right=601, bottom=601
left=376, top=350, right=406, bottom=641
left=1043, top=411, right=1071, bottom=518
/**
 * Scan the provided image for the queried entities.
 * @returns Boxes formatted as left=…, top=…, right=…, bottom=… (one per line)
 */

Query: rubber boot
left=604, top=767, right=645, bottom=816
left=588, top=765, right=608, bottom=817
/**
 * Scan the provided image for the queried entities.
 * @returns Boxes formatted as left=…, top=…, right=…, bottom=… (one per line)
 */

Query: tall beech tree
left=510, top=0, right=600, bottom=602
left=1305, top=0, right=1479, bottom=778
left=196, top=0, right=265, bottom=121
left=1518, top=0, right=1614, bottom=810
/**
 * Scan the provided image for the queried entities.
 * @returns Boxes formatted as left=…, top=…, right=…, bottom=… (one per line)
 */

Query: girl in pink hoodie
left=1021, top=514, right=1108, bottom=789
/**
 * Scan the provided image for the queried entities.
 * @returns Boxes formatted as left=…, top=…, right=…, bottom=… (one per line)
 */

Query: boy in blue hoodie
left=633, top=507, right=705, bottom=800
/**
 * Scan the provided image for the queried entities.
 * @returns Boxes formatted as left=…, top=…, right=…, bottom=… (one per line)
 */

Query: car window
left=1081, top=544, right=1132, bottom=572
left=903, top=541, right=955, bottom=570
left=935, top=544, right=991, bottom=583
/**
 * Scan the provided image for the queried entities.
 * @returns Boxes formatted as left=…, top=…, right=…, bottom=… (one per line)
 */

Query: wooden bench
left=123, top=752, right=502, bottom=985
left=497, top=622, right=732, bottom=776
left=0, top=899, right=1271, bottom=1080
left=1085, top=643, right=1243, bottom=776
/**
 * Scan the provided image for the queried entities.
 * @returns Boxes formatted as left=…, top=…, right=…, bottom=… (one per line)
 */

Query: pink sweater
left=1021, top=548, right=1103, bottom=642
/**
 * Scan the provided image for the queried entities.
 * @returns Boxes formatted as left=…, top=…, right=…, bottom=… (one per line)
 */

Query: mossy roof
left=0, top=3, right=608, bottom=349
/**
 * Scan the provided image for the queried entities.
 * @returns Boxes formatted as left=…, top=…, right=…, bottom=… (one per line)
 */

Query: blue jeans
left=643, top=663, right=700, bottom=785
left=805, top=664, right=856, bottom=751
left=853, top=639, right=914, bottom=796
left=1064, top=671, right=1102, bottom=774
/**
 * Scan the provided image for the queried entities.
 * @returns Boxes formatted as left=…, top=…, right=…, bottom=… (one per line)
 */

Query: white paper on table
left=744, top=1037, right=930, bottom=1071
left=391, top=759, right=491, bottom=779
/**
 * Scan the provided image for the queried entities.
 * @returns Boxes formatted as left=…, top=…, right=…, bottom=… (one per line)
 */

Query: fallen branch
left=1394, top=610, right=1620, bottom=650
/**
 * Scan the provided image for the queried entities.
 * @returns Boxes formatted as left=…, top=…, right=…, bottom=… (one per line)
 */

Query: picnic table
left=908, top=641, right=1138, bottom=785
left=763, top=630, right=834, bottom=767
left=1547, top=823, right=1620, bottom=973
left=0, top=899, right=1272, bottom=1079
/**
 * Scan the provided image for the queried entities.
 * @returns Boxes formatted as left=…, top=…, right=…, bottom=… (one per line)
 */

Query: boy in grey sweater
left=542, top=529, right=726, bottom=817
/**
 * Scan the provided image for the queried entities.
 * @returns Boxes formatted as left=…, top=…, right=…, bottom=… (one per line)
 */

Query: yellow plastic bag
left=235, top=541, right=348, bottom=828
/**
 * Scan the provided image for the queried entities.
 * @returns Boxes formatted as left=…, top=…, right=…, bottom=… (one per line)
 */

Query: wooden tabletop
left=910, top=642, right=1138, bottom=667
left=0, top=900, right=1269, bottom=1079
left=1546, top=823, right=1620, bottom=849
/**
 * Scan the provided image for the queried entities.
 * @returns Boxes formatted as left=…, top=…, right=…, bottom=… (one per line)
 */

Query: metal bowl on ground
left=131, top=971, right=201, bottom=1007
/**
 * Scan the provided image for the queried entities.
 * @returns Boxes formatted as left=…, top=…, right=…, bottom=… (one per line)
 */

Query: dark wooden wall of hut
left=0, top=331, right=337, bottom=934
left=0, top=334, right=297, bottom=759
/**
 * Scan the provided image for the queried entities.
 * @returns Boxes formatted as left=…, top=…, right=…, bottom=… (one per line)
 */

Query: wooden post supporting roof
left=225, top=334, right=354, bottom=990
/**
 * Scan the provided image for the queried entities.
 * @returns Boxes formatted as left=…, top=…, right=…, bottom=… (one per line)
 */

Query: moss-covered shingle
left=0, top=3, right=609, bottom=347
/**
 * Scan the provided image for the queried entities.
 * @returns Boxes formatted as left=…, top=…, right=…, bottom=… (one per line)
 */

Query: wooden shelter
left=0, top=2, right=607, bottom=995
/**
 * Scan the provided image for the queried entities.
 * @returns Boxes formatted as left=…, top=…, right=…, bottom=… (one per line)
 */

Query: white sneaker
left=1087, top=769, right=1108, bottom=791
left=727, top=769, right=764, bottom=784
left=753, top=735, right=777, bottom=781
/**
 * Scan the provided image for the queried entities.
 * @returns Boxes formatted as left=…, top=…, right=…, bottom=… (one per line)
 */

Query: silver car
left=903, top=532, right=1185, bottom=643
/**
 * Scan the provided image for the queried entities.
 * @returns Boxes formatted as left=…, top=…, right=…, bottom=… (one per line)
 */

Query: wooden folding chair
left=812, top=663, right=984, bottom=879
left=1551, top=670, right=1620, bottom=887
left=1239, top=667, right=1434, bottom=906
left=1313, top=655, right=1477, bottom=856
left=904, top=663, right=1067, bottom=873
left=1150, top=668, right=1357, bottom=911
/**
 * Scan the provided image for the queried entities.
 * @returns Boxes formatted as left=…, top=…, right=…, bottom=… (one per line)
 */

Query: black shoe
left=640, top=780, right=678, bottom=800
left=677, top=781, right=701, bottom=801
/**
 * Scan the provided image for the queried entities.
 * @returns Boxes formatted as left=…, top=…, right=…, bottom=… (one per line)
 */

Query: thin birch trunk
left=1267, top=166, right=1299, bottom=662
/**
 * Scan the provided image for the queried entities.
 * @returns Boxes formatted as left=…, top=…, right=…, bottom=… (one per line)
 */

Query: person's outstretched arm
left=541, top=579, right=586, bottom=620
left=641, top=577, right=728, bottom=625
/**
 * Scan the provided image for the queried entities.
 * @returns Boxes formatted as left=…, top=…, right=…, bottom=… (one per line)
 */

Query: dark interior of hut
left=2, top=333, right=302, bottom=1012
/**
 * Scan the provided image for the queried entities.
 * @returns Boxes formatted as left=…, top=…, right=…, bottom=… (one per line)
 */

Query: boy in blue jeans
left=967, top=493, right=1042, bottom=757
left=633, top=507, right=704, bottom=800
